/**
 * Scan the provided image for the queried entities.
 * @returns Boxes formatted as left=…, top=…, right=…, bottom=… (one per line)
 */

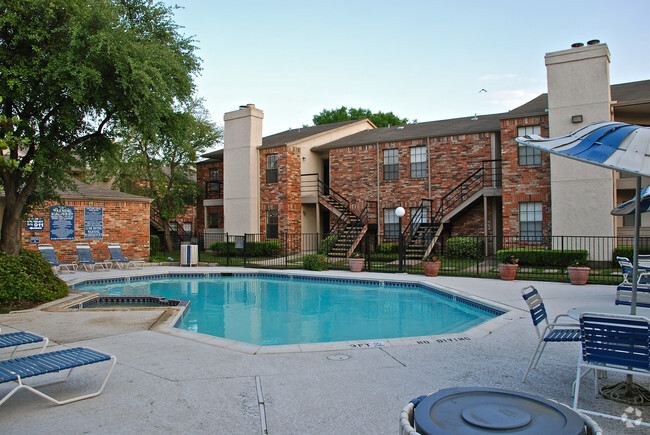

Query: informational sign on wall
left=84, top=207, right=103, bottom=239
left=50, top=206, right=74, bottom=241
left=26, top=217, right=45, bottom=231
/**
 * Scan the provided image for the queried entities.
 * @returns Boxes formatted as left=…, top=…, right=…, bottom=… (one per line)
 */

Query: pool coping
left=63, top=270, right=517, bottom=355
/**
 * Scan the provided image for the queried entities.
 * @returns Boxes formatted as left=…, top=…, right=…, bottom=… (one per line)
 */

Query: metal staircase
left=402, top=159, right=501, bottom=259
left=313, top=180, right=371, bottom=258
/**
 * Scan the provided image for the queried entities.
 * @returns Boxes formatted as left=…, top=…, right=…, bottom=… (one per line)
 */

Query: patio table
left=567, top=304, right=650, bottom=320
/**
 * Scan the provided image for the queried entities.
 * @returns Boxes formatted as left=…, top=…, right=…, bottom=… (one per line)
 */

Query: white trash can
left=180, top=244, right=198, bottom=267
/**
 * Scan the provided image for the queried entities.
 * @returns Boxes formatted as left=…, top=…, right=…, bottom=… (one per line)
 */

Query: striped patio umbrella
left=516, top=121, right=650, bottom=313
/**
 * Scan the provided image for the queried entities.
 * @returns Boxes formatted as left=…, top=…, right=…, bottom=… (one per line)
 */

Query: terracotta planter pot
left=499, top=264, right=518, bottom=281
left=567, top=266, right=590, bottom=285
left=422, top=261, right=441, bottom=277
left=348, top=257, right=365, bottom=272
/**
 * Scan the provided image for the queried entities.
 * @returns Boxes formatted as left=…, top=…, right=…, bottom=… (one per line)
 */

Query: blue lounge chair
left=107, top=243, right=145, bottom=269
left=573, top=313, right=650, bottom=427
left=615, top=284, right=650, bottom=308
left=0, top=331, right=49, bottom=359
left=0, top=347, right=116, bottom=406
left=76, top=243, right=111, bottom=271
left=38, top=244, right=77, bottom=273
left=616, top=256, right=650, bottom=286
left=521, top=286, right=581, bottom=382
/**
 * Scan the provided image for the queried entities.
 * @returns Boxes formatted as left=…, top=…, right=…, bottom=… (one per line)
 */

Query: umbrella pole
left=631, top=176, right=641, bottom=315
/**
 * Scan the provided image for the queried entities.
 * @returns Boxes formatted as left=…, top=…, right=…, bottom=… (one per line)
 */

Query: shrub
left=0, top=249, right=68, bottom=308
left=447, top=237, right=484, bottom=259
left=318, top=235, right=339, bottom=255
left=303, top=254, right=329, bottom=271
left=377, top=243, right=399, bottom=254
left=208, top=240, right=282, bottom=257
left=150, top=235, right=160, bottom=253
left=497, top=249, right=588, bottom=268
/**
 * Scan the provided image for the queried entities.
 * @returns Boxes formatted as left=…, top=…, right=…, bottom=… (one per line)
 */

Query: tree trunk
left=161, top=217, right=173, bottom=253
left=0, top=208, right=22, bottom=255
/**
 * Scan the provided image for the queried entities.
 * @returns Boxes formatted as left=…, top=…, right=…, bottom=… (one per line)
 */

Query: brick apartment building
left=196, top=42, right=649, bottom=258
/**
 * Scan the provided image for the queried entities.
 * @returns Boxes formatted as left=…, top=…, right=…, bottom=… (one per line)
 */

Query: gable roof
left=312, top=113, right=505, bottom=150
left=59, top=180, right=152, bottom=203
left=259, top=119, right=371, bottom=149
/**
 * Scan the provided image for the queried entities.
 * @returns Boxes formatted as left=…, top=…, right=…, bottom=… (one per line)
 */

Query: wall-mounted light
left=571, top=115, right=583, bottom=124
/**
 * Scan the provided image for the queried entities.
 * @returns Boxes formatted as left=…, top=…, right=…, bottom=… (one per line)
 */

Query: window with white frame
left=518, top=125, right=542, bottom=166
left=266, top=154, right=278, bottom=183
left=383, top=149, right=398, bottom=180
left=519, top=202, right=543, bottom=241
left=384, top=208, right=400, bottom=240
left=208, top=167, right=220, bottom=192
left=410, top=146, right=427, bottom=178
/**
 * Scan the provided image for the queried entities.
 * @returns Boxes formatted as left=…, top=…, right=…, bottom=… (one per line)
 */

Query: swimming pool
left=72, top=273, right=505, bottom=346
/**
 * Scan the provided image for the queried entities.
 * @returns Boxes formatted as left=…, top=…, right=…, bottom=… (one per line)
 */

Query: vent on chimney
left=571, top=42, right=584, bottom=48
left=587, top=39, right=600, bottom=45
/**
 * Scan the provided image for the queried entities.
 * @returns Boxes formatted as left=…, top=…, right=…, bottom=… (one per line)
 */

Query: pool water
left=74, top=275, right=501, bottom=346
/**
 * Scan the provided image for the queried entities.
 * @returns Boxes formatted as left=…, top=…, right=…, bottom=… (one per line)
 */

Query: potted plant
left=422, top=254, right=442, bottom=277
left=498, top=255, right=519, bottom=281
left=348, top=252, right=365, bottom=272
left=567, top=260, right=590, bottom=285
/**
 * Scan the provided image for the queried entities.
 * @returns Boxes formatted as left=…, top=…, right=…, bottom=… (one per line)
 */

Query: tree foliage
left=0, top=0, right=200, bottom=255
left=312, top=106, right=409, bottom=128
left=94, top=101, right=222, bottom=252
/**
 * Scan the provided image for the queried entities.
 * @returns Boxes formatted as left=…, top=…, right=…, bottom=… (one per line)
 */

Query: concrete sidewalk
left=0, top=267, right=646, bottom=433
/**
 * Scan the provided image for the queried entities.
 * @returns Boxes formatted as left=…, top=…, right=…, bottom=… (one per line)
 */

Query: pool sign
left=84, top=207, right=103, bottom=239
left=50, top=206, right=74, bottom=241
left=26, top=217, right=45, bottom=231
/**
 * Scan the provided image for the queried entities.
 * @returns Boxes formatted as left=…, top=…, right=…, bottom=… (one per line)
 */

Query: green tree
left=313, top=106, right=409, bottom=128
left=0, top=0, right=199, bottom=255
left=98, top=101, right=221, bottom=252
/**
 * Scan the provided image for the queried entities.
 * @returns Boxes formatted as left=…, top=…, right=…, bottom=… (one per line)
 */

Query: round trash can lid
left=413, top=387, right=585, bottom=435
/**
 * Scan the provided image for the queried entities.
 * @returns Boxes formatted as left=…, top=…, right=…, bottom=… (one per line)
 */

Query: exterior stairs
left=403, top=160, right=501, bottom=259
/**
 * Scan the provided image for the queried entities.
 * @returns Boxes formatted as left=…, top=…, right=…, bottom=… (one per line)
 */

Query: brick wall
left=500, top=116, right=551, bottom=238
left=329, top=134, right=494, bottom=236
left=22, top=199, right=151, bottom=263
left=259, top=146, right=302, bottom=252
left=196, top=159, right=223, bottom=233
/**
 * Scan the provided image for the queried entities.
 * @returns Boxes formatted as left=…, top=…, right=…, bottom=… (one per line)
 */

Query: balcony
left=204, top=180, right=223, bottom=199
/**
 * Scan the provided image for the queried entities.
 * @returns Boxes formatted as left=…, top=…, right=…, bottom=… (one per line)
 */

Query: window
left=410, top=207, right=428, bottom=236
left=266, top=209, right=278, bottom=239
left=518, top=125, right=542, bottom=166
left=520, top=202, right=543, bottom=241
left=384, top=208, right=400, bottom=240
left=266, top=154, right=278, bottom=183
left=208, top=213, right=221, bottom=229
left=183, top=222, right=192, bottom=234
left=208, top=168, right=220, bottom=192
left=383, top=149, right=398, bottom=180
left=169, top=221, right=178, bottom=232
left=410, top=146, right=427, bottom=178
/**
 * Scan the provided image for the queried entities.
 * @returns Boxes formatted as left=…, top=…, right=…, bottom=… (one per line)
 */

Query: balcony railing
left=204, top=180, right=223, bottom=199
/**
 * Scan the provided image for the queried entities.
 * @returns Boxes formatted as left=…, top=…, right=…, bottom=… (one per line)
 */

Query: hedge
left=303, top=254, right=329, bottom=271
left=447, top=237, right=485, bottom=259
left=497, top=249, right=588, bottom=268
left=0, top=249, right=68, bottom=307
left=208, top=240, right=282, bottom=257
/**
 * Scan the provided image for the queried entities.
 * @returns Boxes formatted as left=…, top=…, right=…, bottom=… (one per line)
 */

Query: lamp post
left=395, top=206, right=405, bottom=273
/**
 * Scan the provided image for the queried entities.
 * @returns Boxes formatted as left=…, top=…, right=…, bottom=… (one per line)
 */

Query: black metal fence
left=152, top=232, right=650, bottom=285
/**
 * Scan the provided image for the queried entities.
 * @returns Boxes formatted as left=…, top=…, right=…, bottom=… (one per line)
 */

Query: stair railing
left=401, top=160, right=502, bottom=257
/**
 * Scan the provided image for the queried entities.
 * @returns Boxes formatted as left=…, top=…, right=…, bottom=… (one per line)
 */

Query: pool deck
left=1, top=266, right=647, bottom=433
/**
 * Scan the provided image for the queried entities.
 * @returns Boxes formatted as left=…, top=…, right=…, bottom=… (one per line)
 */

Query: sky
left=162, top=0, right=650, bottom=139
